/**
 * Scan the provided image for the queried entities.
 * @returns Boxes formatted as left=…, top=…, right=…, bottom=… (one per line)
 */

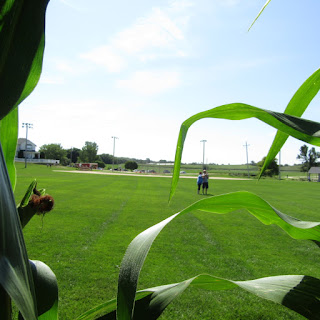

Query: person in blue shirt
left=202, top=170, right=209, bottom=195
left=197, top=172, right=203, bottom=194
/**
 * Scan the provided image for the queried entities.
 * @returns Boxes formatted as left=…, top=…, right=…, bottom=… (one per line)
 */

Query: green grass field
left=14, top=163, right=320, bottom=319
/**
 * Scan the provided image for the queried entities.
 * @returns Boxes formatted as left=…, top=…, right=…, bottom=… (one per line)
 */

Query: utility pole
left=70, top=147, right=73, bottom=164
left=243, top=141, right=250, bottom=178
left=111, top=136, right=118, bottom=172
left=200, top=140, right=207, bottom=169
left=22, top=123, right=33, bottom=168
left=278, top=150, right=281, bottom=180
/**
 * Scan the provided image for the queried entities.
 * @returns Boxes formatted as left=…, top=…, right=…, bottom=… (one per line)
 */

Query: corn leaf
left=86, top=274, right=320, bottom=320
left=260, top=67, right=320, bottom=177
left=0, top=108, right=18, bottom=189
left=117, top=191, right=320, bottom=319
left=248, top=0, right=272, bottom=31
left=29, top=260, right=58, bottom=320
left=0, top=143, right=37, bottom=319
left=170, top=104, right=320, bottom=201
left=0, top=0, right=49, bottom=120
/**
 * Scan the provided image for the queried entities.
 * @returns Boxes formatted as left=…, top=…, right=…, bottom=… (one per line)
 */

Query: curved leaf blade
left=0, top=143, right=37, bottom=319
left=0, top=108, right=18, bottom=189
left=30, top=260, right=58, bottom=320
left=93, top=273, right=320, bottom=319
left=248, top=0, right=272, bottom=31
left=0, top=0, right=49, bottom=120
left=117, top=191, right=320, bottom=319
left=170, top=104, right=320, bottom=200
left=261, top=67, right=320, bottom=177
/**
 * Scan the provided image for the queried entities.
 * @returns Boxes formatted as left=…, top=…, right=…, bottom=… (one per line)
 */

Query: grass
left=14, top=163, right=320, bottom=319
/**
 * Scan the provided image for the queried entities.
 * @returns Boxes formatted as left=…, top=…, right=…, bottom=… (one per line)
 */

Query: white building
left=15, top=138, right=59, bottom=164
left=16, top=138, right=39, bottom=159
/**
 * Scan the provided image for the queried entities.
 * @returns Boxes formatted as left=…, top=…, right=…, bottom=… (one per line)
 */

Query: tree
left=96, top=160, right=105, bottom=168
left=257, top=157, right=279, bottom=177
left=297, top=144, right=320, bottom=172
left=79, top=141, right=98, bottom=163
left=99, top=153, right=113, bottom=164
left=125, top=161, right=138, bottom=171
left=39, top=144, right=66, bottom=161
left=66, top=147, right=80, bottom=163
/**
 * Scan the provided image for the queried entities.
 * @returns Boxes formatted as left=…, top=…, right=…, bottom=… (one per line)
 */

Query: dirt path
left=54, top=170, right=251, bottom=180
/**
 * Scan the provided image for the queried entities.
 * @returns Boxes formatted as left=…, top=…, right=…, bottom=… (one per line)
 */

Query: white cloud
left=80, top=0, right=192, bottom=72
left=80, top=46, right=126, bottom=73
left=113, top=7, right=185, bottom=55
left=116, top=70, right=181, bottom=95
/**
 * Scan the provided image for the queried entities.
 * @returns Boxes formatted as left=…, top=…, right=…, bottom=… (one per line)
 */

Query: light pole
left=278, top=150, right=281, bottom=180
left=111, top=136, right=118, bottom=172
left=200, top=140, right=207, bottom=169
left=243, top=141, right=250, bottom=178
left=22, top=123, right=33, bottom=168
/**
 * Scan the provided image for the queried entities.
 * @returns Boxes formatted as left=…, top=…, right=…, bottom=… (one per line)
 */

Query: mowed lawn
left=14, top=163, right=320, bottom=319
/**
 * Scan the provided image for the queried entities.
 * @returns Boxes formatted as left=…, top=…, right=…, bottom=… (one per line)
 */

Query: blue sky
left=19, top=0, right=320, bottom=165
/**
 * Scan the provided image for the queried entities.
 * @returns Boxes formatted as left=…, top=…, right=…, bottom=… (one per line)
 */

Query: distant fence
left=15, top=158, right=60, bottom=164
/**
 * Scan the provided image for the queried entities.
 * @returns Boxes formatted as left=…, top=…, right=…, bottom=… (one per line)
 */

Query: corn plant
left=0, top=1, right=58, bottom=319
left=3, top=0, right=320, bottom=319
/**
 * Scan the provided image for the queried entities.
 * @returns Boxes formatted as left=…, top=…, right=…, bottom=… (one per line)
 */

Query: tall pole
left=278, top=150, right=281, bottom=180
left=111, top=136, right=118, bottom=172
left=22, top=123, right=33, bottom=168
left=200, top=140, right=207, bottom=169
left=243, top=141, right=250, bottom=178
left=70, top=147, right=73, bottom=164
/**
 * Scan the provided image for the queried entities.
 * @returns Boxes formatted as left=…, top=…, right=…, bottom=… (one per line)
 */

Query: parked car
left=163, top=170, right=170, bottom=173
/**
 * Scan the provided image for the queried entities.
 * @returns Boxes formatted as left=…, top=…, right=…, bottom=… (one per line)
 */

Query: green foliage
left=79, top=141, right=99, bottom=163
left=0, top=108, right=18, bottom=188
left=0, top=0, right=51, bottom=318
left=96, top=160, right=105, bottom=168
left=259, top=67, right=320, bottom=178
left=248, top=0, right=272, bottom=30
left=297, top=144, right=320, bottom=172
left=125, top=161, right=138, bottom=171
left=257, top=157, right=279, bottom=177
left=99, top=153, right=114, bottom=164
left=39, top=143, right=66, bottom=162
left=2, top=1, right=320, bottom=320
left=66, top=147, right=80, bottom=164
left=0, top=0, right=49, bottom=120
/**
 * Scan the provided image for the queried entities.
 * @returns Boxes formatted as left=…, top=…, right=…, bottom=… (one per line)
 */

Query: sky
left=19, top=0, right=320, bottom=165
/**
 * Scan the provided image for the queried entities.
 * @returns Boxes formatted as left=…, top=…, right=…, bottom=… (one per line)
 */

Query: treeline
left=38, top=141, right=153, bottom=167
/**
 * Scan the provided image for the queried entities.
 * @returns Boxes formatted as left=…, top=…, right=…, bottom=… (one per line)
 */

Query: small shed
left=308, top=167, right=320, bottom=182
left=75, top=163, right=98, bottom=170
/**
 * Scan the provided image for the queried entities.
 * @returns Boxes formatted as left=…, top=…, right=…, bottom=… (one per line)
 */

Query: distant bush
left=125, top=161, right=138, bottom=171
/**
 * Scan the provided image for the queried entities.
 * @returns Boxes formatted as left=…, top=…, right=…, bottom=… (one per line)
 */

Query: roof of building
left=308, top=167, right=320, bottom=174
left=17, top=138, right=36, bottom=146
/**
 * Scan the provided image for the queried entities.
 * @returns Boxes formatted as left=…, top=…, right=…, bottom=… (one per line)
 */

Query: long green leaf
left=248, top=0, right=272, bottom=31
left=169, top=104, right=320, bottom=201
left=0, top=107, right=18, bottom=189
left=0, top=142, right=37, bottom=319
left=30, top=260, right=58, bottom=320
left=117, top=191, right=320, bottom=319
left=0, top=0, right=49, bottom=120
left=260, top=67, right=320, bottom=177
left=86, top=274, right=320, bottom=320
